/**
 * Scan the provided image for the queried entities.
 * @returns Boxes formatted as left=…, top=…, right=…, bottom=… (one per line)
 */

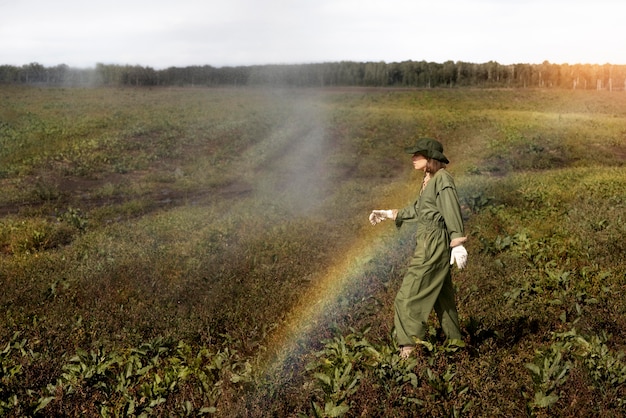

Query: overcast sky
left=0, top=0, right=623, bottom=69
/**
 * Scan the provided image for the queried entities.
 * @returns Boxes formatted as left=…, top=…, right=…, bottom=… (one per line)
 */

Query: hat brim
left=404, top=146, right=449, bottom=164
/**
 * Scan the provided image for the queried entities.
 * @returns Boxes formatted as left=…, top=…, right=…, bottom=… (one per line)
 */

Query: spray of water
left=225, top=89, right=401, bottom=379
left=235, top=89, right=330, bottom=217
left=212, top=88, right=413, bottom=386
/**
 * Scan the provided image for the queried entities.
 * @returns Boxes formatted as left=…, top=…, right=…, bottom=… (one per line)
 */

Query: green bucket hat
left=404, top=137, right=449, bottom=164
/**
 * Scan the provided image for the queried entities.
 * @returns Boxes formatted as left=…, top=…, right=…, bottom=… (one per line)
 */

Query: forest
left=1, top=60, right=625, bottom=90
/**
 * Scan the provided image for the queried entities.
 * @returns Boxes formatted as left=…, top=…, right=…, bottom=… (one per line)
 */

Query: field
left=1, top=85, right=626, bottom=417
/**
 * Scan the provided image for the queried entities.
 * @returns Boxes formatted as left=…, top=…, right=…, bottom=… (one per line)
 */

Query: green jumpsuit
left=394, top=168, right=465, bottom=346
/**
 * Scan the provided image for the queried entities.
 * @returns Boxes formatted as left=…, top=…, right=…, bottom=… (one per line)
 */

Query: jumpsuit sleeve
left=436, top=186, right=465, bottom=242
left=394, top=199, right=418, bottom=228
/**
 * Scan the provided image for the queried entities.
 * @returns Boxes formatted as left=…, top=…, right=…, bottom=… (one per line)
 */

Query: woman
left=369, top=138, right=467, bottom=358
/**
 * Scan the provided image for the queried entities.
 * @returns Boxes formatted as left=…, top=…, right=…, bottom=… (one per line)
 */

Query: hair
left=426, top=158, right=447, bottom=173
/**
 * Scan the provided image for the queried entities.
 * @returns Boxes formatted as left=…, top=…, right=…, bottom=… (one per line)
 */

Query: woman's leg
left=433, top=273, right=462, bottom=340
left=394, top=265, right=446, bottom=346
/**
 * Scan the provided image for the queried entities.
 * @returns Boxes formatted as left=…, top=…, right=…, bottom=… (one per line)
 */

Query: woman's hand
left=450, top=245, right=468, bottom=269
left=369, top=209, right=397, bottom=225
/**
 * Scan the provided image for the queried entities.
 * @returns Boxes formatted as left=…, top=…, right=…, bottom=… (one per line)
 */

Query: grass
left=1, top=85, right=625, bottom=416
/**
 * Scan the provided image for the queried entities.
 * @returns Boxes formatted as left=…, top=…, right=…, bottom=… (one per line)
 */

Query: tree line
left=1, top=60, right=625, bottom=90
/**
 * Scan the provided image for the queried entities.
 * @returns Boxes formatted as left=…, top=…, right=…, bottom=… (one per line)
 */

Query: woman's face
left=412, top=153, right=428, bottom=171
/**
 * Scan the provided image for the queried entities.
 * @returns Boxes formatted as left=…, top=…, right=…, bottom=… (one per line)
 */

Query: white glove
left=369, top=210, right=395, bottom=225
left=450, top=245, right=468, bottom=269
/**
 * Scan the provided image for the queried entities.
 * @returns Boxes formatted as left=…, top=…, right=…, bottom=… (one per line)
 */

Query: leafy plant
left=525, top=343, right=572, bottom=410
left=555, top=329, right=626, bottom=407
left=57, top=207, right=88, bottom=232
left=0, top=332, right=29, bottom=415
left=306, top=330, right=369, bottom=417
left=39, top=337, right=252, bottom=416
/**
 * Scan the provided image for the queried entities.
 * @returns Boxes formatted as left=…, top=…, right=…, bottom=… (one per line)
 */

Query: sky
left=0, top=0, right=624, bottom=69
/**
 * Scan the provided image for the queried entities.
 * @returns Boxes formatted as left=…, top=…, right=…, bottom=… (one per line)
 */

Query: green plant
left=556, top=329, right=626, bottom=407
left=57, top=207, right=88, bottom=232
left=0, top=332, right=28, bottom=415
left=463, top=192, right=493, bottom=214
left=38, top=337, right=253, bottom=416
left=307, top=331, right=368, bottom=417
left=305, top=329, right=474, bottom=417
left=525, top=343, right=572, bottom=411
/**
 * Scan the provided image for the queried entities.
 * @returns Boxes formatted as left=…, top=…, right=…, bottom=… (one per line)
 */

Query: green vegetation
left=1, top=86, right=625, bottom=416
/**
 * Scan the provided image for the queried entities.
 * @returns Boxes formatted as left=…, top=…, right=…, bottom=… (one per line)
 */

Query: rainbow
left=257, top=221, right=402, bottom=377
